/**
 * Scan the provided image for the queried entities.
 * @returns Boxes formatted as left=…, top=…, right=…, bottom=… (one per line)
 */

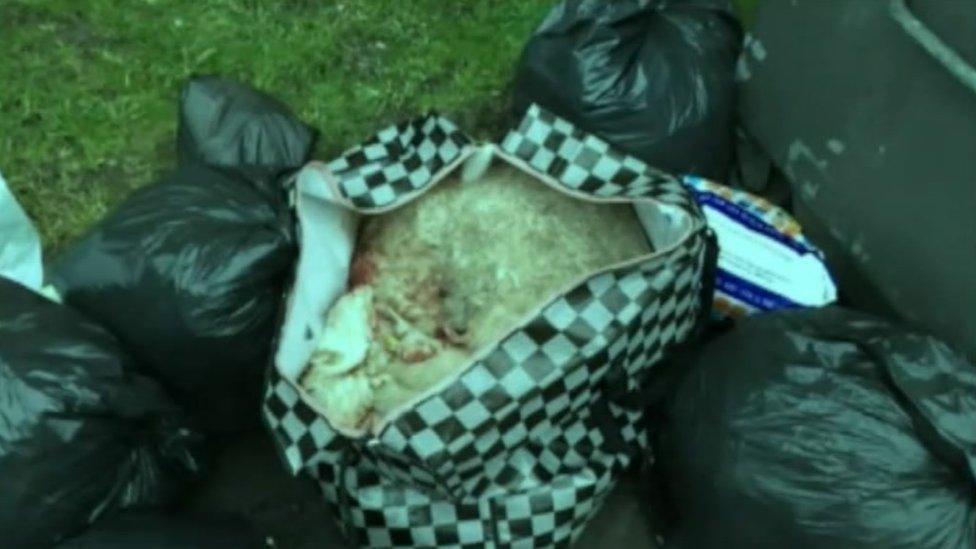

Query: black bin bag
left=656, top=307, right=976, bottom=549
left=177, top=75, right=315, bottom=171
left=50, top=77, right=314, bottom=432
left=0, top=278, right=205, bottom=548
left=734, top=0, right=976, bottom=361
left=50, top=164, right=296, bottom=432
left=513, top=0, right=742, bottom=181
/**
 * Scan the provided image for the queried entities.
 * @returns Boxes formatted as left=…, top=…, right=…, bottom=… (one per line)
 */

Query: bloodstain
left=349, top=253, right=377, bottom=287
left=401, top=347, right=435, bottom=363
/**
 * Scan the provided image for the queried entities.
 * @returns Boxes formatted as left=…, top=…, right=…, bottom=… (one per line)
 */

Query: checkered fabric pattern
left=326, top=114, right=472, bottom=210
left=264, top=105, right=711, bottom=548
left=500, top=104, right=698, bottom=213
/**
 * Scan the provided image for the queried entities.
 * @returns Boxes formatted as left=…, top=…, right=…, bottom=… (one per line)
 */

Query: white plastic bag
left=0, top=171, right=43, bottom=291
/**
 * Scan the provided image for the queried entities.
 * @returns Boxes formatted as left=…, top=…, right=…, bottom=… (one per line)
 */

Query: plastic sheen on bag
left=656, top=307, right=976, bottom=548
left=513, top=0, right=742, bottom=181
left=50, top=164, right=297, bottom=433
left=50, top=76, right=312, bottom=433
left=263, top=105, right=712, bottom=548
left=0, top=277, right=206, bottom=548
left=177, top=75, right=316, bottom=173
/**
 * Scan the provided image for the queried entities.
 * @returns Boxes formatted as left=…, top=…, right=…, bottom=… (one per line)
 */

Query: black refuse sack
left=733, top=0, right=976, bottom=361
left=0, top=278, right=205, bottom=548
left=656, top=307, right=976, bottom=549
left=51, top=77, right=311, bottom=432
left=177, top=75, right=315, bottom=172
left=50, top=164, right=296, bottom=433
left=58, top=512, right=262, bottom=549
left=513, top=0, right=742, bottom=181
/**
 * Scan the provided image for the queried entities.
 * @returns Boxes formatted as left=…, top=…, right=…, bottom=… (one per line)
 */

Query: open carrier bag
left=263, top=105, right=713, bottom=548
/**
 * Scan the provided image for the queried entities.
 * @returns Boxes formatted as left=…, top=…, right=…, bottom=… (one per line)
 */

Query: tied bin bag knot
left=49, top=76, right=315, bottom=433
left=262, top=105, right=712, bottom=548
left=513, top=0, right=743, bottom=181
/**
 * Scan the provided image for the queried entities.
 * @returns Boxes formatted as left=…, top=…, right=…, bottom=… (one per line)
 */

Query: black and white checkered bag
left=264, top=105, right=712, bottom=548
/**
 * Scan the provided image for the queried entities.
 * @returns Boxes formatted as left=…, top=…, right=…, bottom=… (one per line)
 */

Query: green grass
left=1, top=0, right=553, bottom=250
left=1, top=0, right=756, bottom=252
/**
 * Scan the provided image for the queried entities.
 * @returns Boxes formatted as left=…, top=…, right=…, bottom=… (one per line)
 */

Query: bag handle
left=889, top=0, right=976, bottom=95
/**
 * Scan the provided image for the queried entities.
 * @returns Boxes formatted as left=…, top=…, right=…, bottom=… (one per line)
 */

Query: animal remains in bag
left=265, top=107, right=710, bottom=548
left=300, top=166, right=652, bottom=431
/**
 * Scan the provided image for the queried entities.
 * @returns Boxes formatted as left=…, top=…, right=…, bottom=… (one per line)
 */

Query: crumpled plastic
left=177, top=75, right=315, bottom=173
left=50, top=76, right=313, bottom=433
left=0, top=277, right=207, bottom=548
left=656, top=307, right=976, bottom=548
left=49, top=163, right=297, bottom=433
left=513, top=0, right=742, bottom=181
